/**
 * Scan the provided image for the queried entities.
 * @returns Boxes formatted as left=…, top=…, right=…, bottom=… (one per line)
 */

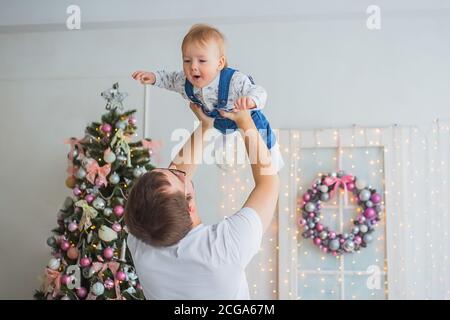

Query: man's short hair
left=125, top=170, right=193, bottom=247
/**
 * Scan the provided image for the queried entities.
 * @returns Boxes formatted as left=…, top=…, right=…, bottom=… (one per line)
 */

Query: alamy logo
left=366, top=265, right=382, bottom=290
left=66, top=5, right=81, bottom=30
left=366, top=5, right=381, bottom=30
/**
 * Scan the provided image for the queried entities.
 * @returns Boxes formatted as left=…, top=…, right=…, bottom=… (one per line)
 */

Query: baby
left=132, top=24, right=283, bottom=171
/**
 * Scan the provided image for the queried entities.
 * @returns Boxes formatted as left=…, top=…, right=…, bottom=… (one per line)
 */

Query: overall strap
left=184, top=80, right=203, bottom=105
left=217, top=67, right=236, bottom=109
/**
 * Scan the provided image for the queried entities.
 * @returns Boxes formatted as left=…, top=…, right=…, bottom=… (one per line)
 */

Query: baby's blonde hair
left=182, top=24, right=228, bottom=68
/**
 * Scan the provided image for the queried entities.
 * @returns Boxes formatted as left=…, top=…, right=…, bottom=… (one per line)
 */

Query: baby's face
left=182, top=41, right=225, bottom=88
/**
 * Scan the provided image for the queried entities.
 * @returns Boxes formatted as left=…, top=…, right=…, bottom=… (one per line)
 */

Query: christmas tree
left=35, top=83, right=157, bottom=300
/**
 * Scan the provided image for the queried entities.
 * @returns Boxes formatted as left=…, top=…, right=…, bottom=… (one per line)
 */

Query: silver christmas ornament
left=352, top=226, right=360, bottom=234
left=103, top=208, right=113, bottom=217
left=343, top=240, right=355, bottom=252
left=92, top=197, right=106, bottom=210
left=365, top=200, right=374, bottom=208
left=82, top=157, right=94, bottom=168
left=320, top=193, right=330, bottom=201
left=363, top=234, right=373, bottom=243
left=87, top=266, right=96, bottom=278
left=359, top=224, right=369, bottom=233
left=305, top=202, right=316, bottom=212
left=103, top=151, right=116, bottom=164
left=329, top=239, right=340, bottom=251
left=115, top=120, right=127, bottom=130
left=133, top=167, right=144, bottom=178
left=92, top=282, right=105, bottom=296
left=320, top=231, right=328, bottom=240
left=48, top=258, right=61, bottom=270
left=319, top=185, right=328, bottom=193
left=109, top=172, right=120, bottom=185
left=75, top=168, right=86, bottom=179
left=46, top=236, right=56, bottom=247
left=63, top=197, right=73, bottom=209
left=359, top=189, right=371, bottom=201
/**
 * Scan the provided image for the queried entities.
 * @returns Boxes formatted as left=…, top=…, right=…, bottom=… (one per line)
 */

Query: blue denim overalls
left=184, top=67, right=276, bottom=149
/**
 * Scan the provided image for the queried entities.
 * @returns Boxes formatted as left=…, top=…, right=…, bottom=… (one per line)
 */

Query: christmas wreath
left=298, top=171, right=383, bottom=256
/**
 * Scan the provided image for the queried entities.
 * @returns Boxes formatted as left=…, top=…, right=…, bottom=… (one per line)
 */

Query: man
left=125, top=103, right=279, bottom=299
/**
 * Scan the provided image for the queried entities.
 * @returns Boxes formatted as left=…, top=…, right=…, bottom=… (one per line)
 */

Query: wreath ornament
left=298, top=171, right=383, bottom=256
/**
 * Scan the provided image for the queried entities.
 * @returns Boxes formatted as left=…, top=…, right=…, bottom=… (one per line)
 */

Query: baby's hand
left=234, top=96, right=256, bottom=110
left=132, top=71, right=156, bottom=85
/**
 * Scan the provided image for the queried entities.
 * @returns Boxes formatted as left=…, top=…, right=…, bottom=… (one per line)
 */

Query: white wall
left=0, top=0, right=449, bottom=299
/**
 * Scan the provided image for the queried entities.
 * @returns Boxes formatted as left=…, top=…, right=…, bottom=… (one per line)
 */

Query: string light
left=221, top=124, right=448, bottom=300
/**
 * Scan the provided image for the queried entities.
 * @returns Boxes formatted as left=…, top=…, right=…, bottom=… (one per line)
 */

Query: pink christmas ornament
left=322, top=247, right=328, bottom=253
left=116, top=271, right=127, bottom=281
left=347, top=182, right=355, bottom=191
left=68, top=222, right=78, bottom=232
left=103, top=247, right=114, bottom=260
left=316, top=223, right=324, bottom=232
left=370, top=193, right=382, bottom=204
left=364, top=208, right=376, bottom=220
left=358, top=216, right=366, bottom=224
left=112, top=223, right=122, bottom=232
left=354, top=236, right=362, bottom=244
left=60, top=240, right=70, bottom=251
left=85, top=194, right=95, bottom=203
left=314, top=238, right=322, bottom=245
left=113, top=205, right=124, bottom=217
left=303, top=193, right=311, bottom=202
left=76, top=287, right=87, bottom=299
left=80, top=257, right=91, bottom=267
left=60, top=274, right=70, bottom=286
left=329, top=232, right=336, bottom=239
left=100, top=123, right=112, bottom=133
left=298, top=218, right=306, bottom=226
left=73, top=187, right=82, bottom=196
left=95, top=177, right=104, bottom=187
left=128, top=116, right=137, bottom=125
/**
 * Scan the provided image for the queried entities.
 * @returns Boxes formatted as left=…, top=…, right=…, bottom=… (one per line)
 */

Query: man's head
left=181, top=24, right=227, bottom=88
left=125, top=167, right=197, bottom=247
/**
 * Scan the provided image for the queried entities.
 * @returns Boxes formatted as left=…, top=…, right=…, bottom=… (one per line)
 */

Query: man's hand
left=234, top=96, right=256, bottom=110
left=189, top=103, right=214, bottom=128
left=132, top=71, right=156, bottom=85
left=218, top=108, right=252, bottom=126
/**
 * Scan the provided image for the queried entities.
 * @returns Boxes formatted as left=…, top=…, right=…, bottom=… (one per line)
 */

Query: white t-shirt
left=127, top=207, right=263, bottom=300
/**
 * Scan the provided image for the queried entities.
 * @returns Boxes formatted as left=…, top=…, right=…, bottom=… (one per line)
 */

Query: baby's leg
left=269, top=142, right=285, bottom=173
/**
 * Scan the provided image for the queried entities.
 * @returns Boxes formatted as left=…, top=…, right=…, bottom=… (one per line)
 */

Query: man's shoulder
left=217, top=207, right=262, bottom=234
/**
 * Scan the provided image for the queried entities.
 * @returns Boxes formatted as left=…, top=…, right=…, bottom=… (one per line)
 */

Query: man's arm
left=219, top=109, right=279, bottom=232
left=170, top=103, right=214, bottom=179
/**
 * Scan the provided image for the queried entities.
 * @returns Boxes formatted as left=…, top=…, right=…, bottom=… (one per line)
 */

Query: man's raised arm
left=170, top=103, right=214, bottom=179
left=219, top=109, right=279, bottom=232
